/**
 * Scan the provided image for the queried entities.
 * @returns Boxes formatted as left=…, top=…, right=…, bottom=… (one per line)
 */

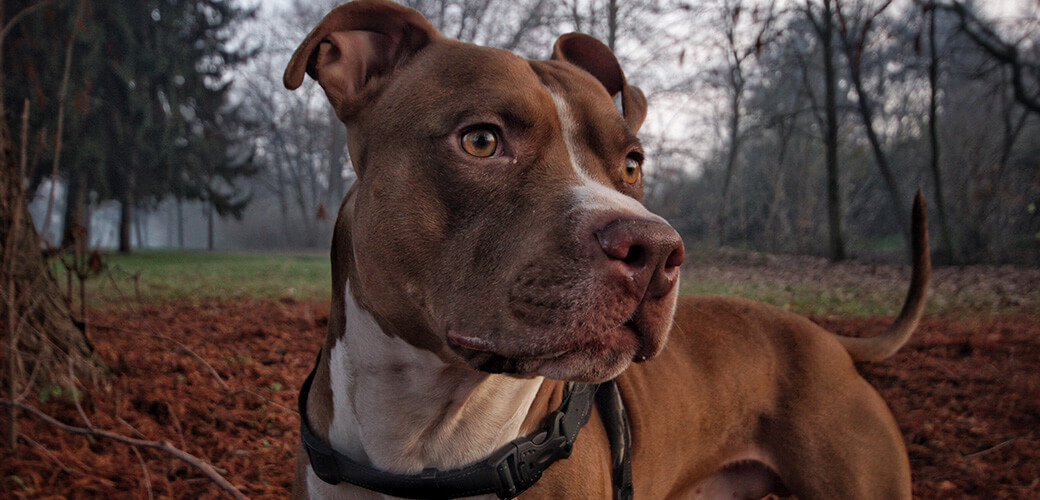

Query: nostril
left=623, top=245, right=647, bottom=267
left=596, top=218, right=681, bottom=274
left=665, top=245, right=684, bottom=270
left=598, top=229, right=635, bottom=263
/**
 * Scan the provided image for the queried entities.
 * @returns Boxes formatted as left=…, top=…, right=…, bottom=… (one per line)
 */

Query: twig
left=19, top=433, right=76, bottom=474
left=220, top=389, right=298, bottom=415
left=130, top=446, right=154, bottom=500
left=40, top=0, right=86, bottom=240
left=14, top=346, right=43, bottom=401
left=0, top=399, right=249, bottom=500
left=94, top=323, right=296, bottom=413
left=168, top=402, right=189, bottom=452
left=4, top=99, right=31, bottom=450
left=962, top=439, right=1015, bottom=460
left=116, top=415, right=147, bottom=440
left=113, top=388, right=149, bottom=440
left=102, top=264, right=142, bottom=313
left=931, top=361, right=957, bottom=378
left=93, top=324, right=230, bottom=391
left=67, top=357, right=92, bottom=431
left=0, top=0, right=57, bottom=47
left=13, top=270, right=49, bottom=334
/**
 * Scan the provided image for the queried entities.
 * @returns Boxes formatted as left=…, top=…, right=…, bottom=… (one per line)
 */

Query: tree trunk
left=177, top=197, right=184, bottom=248
left=118, top=170, right=134, bottom=254
left=166, top=202, right=173, bottom=247
left=845, top=61, right=911, bottom=249
left=836, top=9, right=911, bottom=254
left=927, top=6, right=955, bottom=263
left=60, top=170, right=86, bottom=249
left=717, top=76, right=743, bottom=244
left=206, top=200, right=214, bottom=251
left=606, top=0, right=618, bottom=52
left=765, top=110, right=797, bottom=253
left=134, top=207, right=145, bottom=249
left=819, top=0, right=845, bottom=261
left=2, top=102, right=107, bottom=450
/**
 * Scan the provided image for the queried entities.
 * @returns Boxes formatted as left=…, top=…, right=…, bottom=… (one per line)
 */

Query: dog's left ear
left=551, top=33, right=648, bottom=132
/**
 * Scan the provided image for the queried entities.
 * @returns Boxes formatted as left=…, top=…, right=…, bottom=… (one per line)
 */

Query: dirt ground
left=1, top=297, right=1038, bottom=499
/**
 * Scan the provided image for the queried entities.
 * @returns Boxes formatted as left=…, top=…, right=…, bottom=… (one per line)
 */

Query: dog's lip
left=624, top=318, right=653, bottom=362
left=447, top=320, right=642, bottom=364
left=447, top=330, right=577, bottom=360
left=446, top=331, right=497, bottom=353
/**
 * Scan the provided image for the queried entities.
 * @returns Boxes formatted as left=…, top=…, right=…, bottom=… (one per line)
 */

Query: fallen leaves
left=2, top=298, right=1037, bottom=498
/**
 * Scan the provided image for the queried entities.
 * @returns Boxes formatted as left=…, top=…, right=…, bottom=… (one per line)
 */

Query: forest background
left=5, top=0, right=1039, bottom=264
left=1, top=0, right=1039, bottom=497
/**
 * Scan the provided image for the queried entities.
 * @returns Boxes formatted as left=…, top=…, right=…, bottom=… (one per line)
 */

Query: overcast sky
left=238, top=0, right=1038, bottom=170
left=242, top=0, right=290, bottom=14
left=245, top=0, right=1038, bottom=17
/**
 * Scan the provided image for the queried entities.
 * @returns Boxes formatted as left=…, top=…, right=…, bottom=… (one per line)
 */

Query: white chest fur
left=305, top=282, right=544, bottom=499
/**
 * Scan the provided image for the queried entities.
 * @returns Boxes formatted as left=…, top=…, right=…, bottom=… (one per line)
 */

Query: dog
left=283, top=1, right=929, bottom=498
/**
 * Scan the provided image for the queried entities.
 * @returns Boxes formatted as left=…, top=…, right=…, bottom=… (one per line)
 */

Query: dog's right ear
left=283, top=0, right=440, bottom=119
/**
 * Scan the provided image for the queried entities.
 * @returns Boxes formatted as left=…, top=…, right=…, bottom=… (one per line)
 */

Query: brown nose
left=596, top=218, right=684, bottom=299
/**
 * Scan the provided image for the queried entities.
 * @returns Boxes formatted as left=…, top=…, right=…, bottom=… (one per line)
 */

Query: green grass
left=52, top=250, right=1034, bottom=318
left=53, top=250, right=332, bottom=308
left=70, top=250, right=893, bottom=316
left=680, top=280, right=905, bottom=317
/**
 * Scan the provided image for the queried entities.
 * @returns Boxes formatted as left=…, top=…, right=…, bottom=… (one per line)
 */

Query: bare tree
left=925, top=0, right=1038, bottom=260
left=930, top=0, right=1040, bottom=115
left=710, top=0, right=778, bottom=242
left=802, top=0, right=846, bottom=261
left=834, top=0, right=911, bottom=252
left=923, top=2, right=956, bottom=261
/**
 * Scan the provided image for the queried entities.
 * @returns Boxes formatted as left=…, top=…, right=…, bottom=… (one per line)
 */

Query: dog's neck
left=311, top=281, right=559, bottom=497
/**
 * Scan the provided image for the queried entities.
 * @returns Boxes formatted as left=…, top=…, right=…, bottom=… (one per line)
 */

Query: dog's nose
left=596, top=219, right=684, bottom=299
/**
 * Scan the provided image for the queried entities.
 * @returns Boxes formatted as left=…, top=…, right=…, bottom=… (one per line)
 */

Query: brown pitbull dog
left=284, top=1, right=929, bottom=498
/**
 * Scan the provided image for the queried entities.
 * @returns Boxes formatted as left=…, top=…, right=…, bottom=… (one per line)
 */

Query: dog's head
left=286, top=0, right=683, bottom=383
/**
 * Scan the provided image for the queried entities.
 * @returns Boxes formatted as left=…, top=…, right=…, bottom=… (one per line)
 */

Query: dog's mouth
left=446, top=315, right=656, bottom=382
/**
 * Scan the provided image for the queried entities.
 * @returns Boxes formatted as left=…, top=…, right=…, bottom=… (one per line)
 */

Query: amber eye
left=461, top=128, right=498, bottom=157
left=622, top=155, right=642, bottom=184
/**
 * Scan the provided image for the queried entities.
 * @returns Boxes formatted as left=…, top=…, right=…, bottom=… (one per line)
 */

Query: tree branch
left=0, top=399, right=249, bottom=500
left=0, top=0, right=56, bottom=46
left=927, top=0, right=1040, bottom=114
left=93, top=323, right=230, bottom=391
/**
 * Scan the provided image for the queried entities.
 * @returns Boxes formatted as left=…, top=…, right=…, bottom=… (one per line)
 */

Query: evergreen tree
left=2, top=0, right=257, bottom=253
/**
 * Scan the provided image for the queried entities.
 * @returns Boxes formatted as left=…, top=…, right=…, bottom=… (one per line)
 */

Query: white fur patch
left=305, top=281, right=544, bottom=499
left=548, top=89, right=657, bottom=221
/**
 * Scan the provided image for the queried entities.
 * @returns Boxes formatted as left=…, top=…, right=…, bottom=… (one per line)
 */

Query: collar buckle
left=487, top=411, right=574, bottom=498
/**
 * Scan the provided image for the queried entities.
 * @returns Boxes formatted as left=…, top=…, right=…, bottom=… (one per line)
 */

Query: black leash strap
left=298, top=351, right=601, bottom=499
left=595, top=379, right=633, bottom=500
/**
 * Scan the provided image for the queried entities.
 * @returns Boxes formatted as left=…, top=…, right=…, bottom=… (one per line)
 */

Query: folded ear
left=283, top=0, right=441, bottom=119
left=551, top=33, right=648, bottom=132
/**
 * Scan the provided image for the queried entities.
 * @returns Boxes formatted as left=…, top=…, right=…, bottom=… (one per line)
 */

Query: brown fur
left=286, top=2, right=928, bottom=498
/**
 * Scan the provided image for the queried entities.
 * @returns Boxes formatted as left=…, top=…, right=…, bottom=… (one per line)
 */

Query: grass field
left=679, top=250, right=1040, bottom=318
left=680, top=278, right=910, bottom=317
left=51, top=249, right=1039, bottom=317
left=52, top=250, right=332, bottom=308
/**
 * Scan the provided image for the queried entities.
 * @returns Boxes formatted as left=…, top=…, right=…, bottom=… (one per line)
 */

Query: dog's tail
left=837, top=191, right=931, bottom=363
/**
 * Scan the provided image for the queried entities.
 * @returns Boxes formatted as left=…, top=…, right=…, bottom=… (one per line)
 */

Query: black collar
left=298, top=351, right=601, bottom=499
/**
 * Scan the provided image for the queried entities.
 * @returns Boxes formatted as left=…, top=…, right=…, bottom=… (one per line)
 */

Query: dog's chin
left=448, top=321, right=665, bottom=383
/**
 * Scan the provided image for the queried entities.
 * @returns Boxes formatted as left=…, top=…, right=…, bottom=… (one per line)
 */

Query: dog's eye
left=461, top=128, right=498, bottom=158
left=622, top=154, right=642, bottom=184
